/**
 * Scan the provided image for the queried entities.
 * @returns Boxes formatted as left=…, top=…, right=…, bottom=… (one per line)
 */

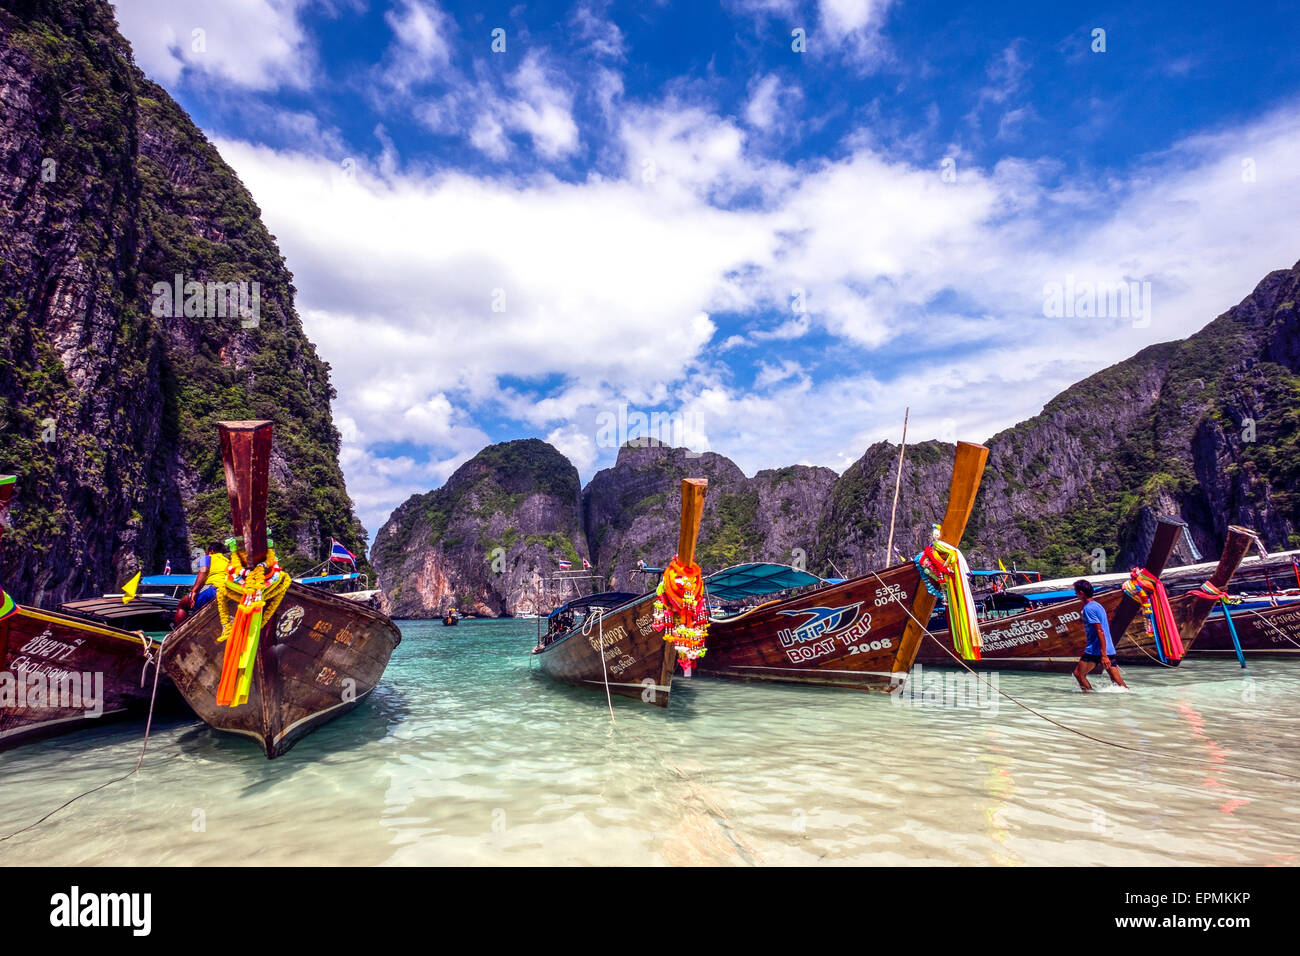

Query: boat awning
left=141, top=574, right=196, bottom=587
left=548, top=591, right=639, bottom=617
left=300, top=572, right=360, bottom=585
left=705, top=563, right=827, bottom=602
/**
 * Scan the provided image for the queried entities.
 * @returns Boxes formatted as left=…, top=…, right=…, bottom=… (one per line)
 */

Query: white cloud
left=573, top=4, right=625, bottom=60
left=546, top=424, right=598, bottom=472
left=817, top=0, right=895, bottom=67
left=414, top=51, right=580, bottom=161
left=744, top=74, right=802, bottom=132
left=212, top=97, right=1300, bottom=538
left=379, top=0, right=455, bottom=91
left=506, top=52, right=580, bottom=159
left=111, top=0, right=315, bottom=91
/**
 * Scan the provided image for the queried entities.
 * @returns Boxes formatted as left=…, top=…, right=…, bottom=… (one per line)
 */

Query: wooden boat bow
left=893, top=440, right=990, bottom=673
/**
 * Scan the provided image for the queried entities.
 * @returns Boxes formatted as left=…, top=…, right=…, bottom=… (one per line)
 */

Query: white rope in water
left=866, top=568, right=1300, bottom=783
left=581, top=607, right=616, bottom=724
left=0, top=633, right=173, bottom=843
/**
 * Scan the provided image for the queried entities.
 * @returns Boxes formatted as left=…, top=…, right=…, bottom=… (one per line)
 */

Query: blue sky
left=110, top=0, right=1300, bottom=540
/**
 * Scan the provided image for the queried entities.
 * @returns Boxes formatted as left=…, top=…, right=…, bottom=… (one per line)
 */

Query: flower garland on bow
left=652, top=554, right=709, bottom=675
left=1192, top=580, right=1246, bottom=668
left=214, top=548, right=292, bottom=707
left=1122, top=567, right=1184, bottom=662
left=914, top=523, right=982, bottom=660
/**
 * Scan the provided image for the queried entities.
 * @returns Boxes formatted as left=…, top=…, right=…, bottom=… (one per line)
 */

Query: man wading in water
left=1072, top=579, right=1127, bottom=691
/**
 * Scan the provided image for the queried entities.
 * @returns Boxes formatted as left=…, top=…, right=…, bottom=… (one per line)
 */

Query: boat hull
left=161, top=582, right=401, bottom=758
left=1190, top=601, right=1300, bottom=659
left=0, top=605, right=168, bottom=750
left=532, top=593, right=677, bottom=707
left=700, top=563, right=922, bottom=692
left=919, top=591, right=1213, bottom=672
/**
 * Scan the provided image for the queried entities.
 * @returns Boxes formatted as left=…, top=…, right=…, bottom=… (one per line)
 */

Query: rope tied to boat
left=1191, top=581, right=1247, bottom=667
left=214, top=550, right=292, bottom=708
left=1121, top=567, right=1184, bottom=662
left=136, top=629, right=159, bottom=687
left=864, top=565, right=1300, bottom=784
left=0, top=631, right=174, bottom=843
left=652, top=555, right=709, bottom=675
left=914, top=523, right=981, bottom=660
left=580, top=605, right=616, bottom=723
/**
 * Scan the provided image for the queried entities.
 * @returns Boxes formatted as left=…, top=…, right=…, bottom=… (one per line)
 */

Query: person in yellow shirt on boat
left=186, top=542, right=229, bottom=612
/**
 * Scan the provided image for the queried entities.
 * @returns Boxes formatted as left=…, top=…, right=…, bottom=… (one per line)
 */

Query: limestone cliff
left=0, top=0, right=368, bottom=604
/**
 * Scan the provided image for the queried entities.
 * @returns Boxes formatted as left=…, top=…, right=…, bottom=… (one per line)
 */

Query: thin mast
left=885, top=408, right=909, bottom=566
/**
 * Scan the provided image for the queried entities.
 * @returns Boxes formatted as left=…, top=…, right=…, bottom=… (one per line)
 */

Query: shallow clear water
left=1, top=618, right=1297, bottom=865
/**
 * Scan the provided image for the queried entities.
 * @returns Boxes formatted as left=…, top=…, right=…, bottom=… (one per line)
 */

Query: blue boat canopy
left=300, top=572, right=360, bottom=585
left=140, top=574, right=196, bottom=587
left=548, top=591, right=640, bottom=618
left=141, top=571, right=360, bottom=588
left=705, top=563, right=827, bottom=602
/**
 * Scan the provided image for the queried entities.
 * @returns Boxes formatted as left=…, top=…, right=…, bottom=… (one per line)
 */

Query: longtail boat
left=161, top=422, right=401, bottom=758
left=1188, top=594, right=1300, bottom=660
left=0, top=475, right=169, bottom=750
left=698, top=441, right=989, bottom=692
left=531, top=478, right=708, bottom=707
left=915, top=517, right=1185, bottom=671
left=974, top=525, right=1255, bottom=670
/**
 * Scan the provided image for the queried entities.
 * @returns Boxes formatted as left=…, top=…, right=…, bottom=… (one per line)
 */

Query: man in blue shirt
left=1072, top=580, right=1128, bottom=691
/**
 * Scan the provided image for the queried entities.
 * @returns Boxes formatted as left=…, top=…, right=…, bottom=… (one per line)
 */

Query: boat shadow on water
left=524, top=665, right=704, bottom=717
left=169, top=680, right=409, bottom=787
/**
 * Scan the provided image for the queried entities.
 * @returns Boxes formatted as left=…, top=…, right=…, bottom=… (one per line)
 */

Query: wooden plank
left=218, top=420, right=273, bottom=564
left=1110, top=517, right=1185, bottom=639
left=893, top=441, right=989, bottom=673
left=677, top=478, right=708, bottom=566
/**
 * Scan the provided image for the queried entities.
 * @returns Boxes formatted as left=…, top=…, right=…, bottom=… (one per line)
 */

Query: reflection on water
left=1, top=619, right=1297, bottom=865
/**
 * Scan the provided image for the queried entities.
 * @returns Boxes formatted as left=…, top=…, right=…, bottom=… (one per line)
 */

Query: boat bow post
left=892, top=440, right=990, bottom=681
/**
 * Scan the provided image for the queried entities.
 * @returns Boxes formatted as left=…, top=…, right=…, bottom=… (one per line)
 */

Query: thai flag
left=582, top=558, right=591, bottom=569
left=557, top=559, right=572, bottom=570
left=163, top=559, right=172, bottom=575
left=330, top=538, right=357, bottom=566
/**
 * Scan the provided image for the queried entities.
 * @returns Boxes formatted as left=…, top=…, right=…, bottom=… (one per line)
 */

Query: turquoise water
left=1, top=618, right=1297, bottom=865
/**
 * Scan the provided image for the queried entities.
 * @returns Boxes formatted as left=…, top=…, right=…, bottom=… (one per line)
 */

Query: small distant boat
left=161, top=421, right=402, bottom=758
left=699, top=442, right=988, bottom=692
left=0, top=476, right=170, bottom=750
left=532, top=478, right=708, bottom=707
left=442, top=608, right=461, bottom=626
left=916, top=520, right=1254, bottom=670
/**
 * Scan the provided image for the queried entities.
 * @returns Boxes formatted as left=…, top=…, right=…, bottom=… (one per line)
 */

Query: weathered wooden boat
left=531, top=478, right=707, bottom=707
left=963, top=525, right=1256, bottom=671
left=160, top=422, right=401, bottom=758
left=442, top=608, right=460, bottom=626
left=1189, top=595, right=1300, bottom=660
left=59, top=593, right=178, bottom=634
left=697, top=441, right=989, bottom=692
left=915, top=517, right=1186, bottom=671
left=0, top=475, right=170, bottom=750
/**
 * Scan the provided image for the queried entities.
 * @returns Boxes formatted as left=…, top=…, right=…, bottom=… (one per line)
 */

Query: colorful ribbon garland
left=1122, top=567, right=1184, bottom=662
left=1192, top=580, right=1246, bottom=668
left=652, top=555, right=709, bottom=675
left=915, top=524, right=982, bottom=660
left=0, top=587, right=16, bottom=622
left=214, top=550, right=292, bottom=707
